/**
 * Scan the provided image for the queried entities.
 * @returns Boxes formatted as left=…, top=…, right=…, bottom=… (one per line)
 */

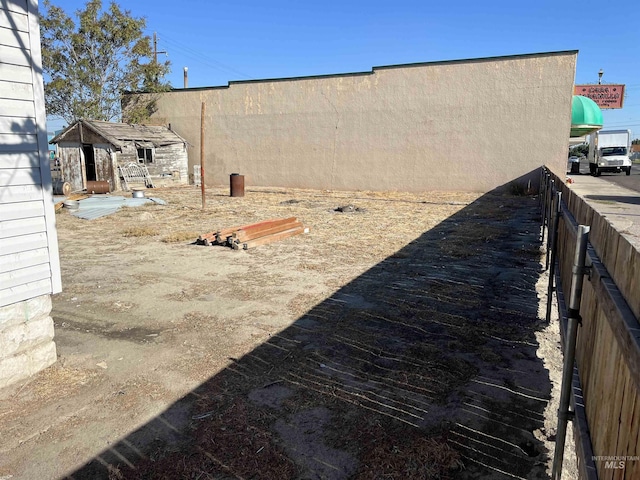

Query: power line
left=157, top=33, right=254, bottom=81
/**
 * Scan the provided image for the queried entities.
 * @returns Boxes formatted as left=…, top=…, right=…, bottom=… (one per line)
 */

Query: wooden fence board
left=550, top=168, right=640, bottom=478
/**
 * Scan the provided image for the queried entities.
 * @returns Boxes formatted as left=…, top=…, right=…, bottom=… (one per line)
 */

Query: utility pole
left=152, top=32, right=167, bottom=85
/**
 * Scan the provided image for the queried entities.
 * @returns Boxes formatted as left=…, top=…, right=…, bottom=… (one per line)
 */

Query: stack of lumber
left=197, top=217, right=308, bottom=250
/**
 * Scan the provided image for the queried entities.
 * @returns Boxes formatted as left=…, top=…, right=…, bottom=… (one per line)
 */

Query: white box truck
left=588, top=129, right=632, bottom=176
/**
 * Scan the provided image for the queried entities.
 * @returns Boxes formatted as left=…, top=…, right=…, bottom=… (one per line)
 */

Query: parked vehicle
left=588, top=129, right=632, bottom=176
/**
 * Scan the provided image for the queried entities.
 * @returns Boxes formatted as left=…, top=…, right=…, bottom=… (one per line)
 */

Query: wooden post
left=200, top=102, right=205, bottom=209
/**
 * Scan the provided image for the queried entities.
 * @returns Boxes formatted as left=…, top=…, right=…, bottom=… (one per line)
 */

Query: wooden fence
left=540, top=168, right=640, bottom=480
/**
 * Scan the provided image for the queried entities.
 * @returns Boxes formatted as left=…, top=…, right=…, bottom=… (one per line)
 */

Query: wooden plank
left=0, top=151, right=39, bottom=168
left=232, top=217, right=299, bottom=240
left=612, top=238, right=639, bottom=319
left=0, top=247, right=49, bottom=274
left=0, top=215, right=45, bottom=239
left=236, top=225, right=305, bottom=250
left=0, top=167, right=41, bottom=186
left=603, top=340, right=624, bottom=480
left=233, top=217, right=297, bottom=236
left=614, top=372, right=634, bottom=470
left=623, top=398, right=640, bottom=479
left=585, top=309, right=607, bottom=457
left=204, top=218, right=297, bottom=244
left=589, top=262, right=640, bottom=400
left=0, top=278, right=52, bottom=307
left=233, top=220, right=302, bottom=243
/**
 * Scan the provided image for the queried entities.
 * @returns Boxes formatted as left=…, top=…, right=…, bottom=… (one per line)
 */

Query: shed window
left=137, top=148, right=153, bottom=164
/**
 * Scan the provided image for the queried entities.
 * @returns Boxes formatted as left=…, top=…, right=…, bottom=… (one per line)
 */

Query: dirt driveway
left=0, top=185, right=575, bottom=479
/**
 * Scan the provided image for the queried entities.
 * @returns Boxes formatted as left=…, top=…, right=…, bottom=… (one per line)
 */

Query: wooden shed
left=50, top=119, right=189, bottom=192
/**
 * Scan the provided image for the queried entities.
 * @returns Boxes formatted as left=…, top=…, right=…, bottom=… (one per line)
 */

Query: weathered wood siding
left=57, top=142, right=83, bottom=191
left=58, top=141, right=188, bottom=190
left=0, top=0, right=62, bottom=307
left=94, top=144, right=113, bottom=190
left=151, top=143, right=188, bottom=181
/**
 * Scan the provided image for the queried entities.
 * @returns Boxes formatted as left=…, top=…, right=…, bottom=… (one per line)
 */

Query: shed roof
left=50, top=119, right=186, bottom=148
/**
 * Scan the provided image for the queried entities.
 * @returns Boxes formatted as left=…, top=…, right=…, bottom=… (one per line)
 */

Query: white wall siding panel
left=1, top=1, right=29, bottom=14
left=0, top=0, right=60, bottom=387
left=0, top=279, right=52, bottom=309
left=0, top=98, right=35, bottom=117
left=0, top=247, right=49, bottom=274
left=27, top=0, right=62, bottom=295
left=0, top=7, right=28, bottom=31
left=0, top=151, right=40, bottom=167
left=0, top=216, right=45, bottom=239
left=0, top=184, right=43, bottom=203
left=1, top=45, right=30, bottom=67
left=0, top=168, right=41, bottom=186
left=0, top=63, right=31, bottom=83
left=0, top=200, right=44, bottom=221
left=0, top=263, right=50, bottom=288
left=0, top=262, right=50, bottom=288
left=0, top=232, right=48, bottom=256
left=0, top=133, right=38, bottom=151
left=0, top=80, right=33, bottom=100
left=0, top=25, right=28, bottom=49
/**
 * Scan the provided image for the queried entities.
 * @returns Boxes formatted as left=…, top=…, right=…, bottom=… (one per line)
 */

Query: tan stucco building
left=129, top=50, right=577, bottom=193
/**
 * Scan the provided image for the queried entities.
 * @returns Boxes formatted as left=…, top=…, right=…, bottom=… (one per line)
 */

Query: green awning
left=570, top=95, right=603, bottom=137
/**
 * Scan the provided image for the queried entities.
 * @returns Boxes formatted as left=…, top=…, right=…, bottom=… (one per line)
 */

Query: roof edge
left=123, top=50, right=579, bottom=94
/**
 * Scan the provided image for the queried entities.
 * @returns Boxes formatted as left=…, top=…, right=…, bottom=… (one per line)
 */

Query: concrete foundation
left=0, top=295, right=57, bottom=388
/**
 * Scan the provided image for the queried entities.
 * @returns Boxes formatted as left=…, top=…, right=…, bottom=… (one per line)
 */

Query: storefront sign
left=574, top=84, right=625, bottom=109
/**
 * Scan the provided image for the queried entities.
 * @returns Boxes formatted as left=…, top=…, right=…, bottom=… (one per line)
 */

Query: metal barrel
left=86, top=180, right=110, bottom=194
left=230, top=173, right=245, bottom=197
left=52, top=179, right=71, bottom=196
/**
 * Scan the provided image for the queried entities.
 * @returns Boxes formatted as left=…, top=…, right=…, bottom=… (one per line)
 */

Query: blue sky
left=44, top=0, right=640, bottom=139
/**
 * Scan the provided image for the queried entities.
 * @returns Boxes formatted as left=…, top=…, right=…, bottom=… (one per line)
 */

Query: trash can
left=230, top=173, right=244, bottom=197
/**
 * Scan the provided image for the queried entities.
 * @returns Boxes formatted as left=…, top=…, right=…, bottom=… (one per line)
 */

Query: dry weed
left=121, top=226, right=159, bottom=237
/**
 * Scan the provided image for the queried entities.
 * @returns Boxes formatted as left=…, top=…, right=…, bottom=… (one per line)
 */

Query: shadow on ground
left=67, top=189, right=552, bottom=480
left=586, top=195, right=640, bottom=206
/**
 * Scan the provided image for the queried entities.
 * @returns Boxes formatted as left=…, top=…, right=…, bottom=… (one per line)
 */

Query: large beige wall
left=142, top=51, right=576, bottom=192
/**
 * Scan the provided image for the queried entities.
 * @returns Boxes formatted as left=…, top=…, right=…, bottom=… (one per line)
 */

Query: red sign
left=574, top=84, right=625, bottom=109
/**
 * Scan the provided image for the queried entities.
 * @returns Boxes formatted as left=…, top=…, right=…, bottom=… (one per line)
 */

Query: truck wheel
left=626, top=167, right=631, bottom=176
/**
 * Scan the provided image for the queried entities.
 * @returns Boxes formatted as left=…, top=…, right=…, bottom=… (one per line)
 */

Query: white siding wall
left=0, top=0, right=61, bottom=307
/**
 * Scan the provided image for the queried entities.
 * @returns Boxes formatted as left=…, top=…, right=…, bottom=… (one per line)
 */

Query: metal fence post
left=541, top=173, right=550, bottom=243
left=546, top=191, right=562, bottom=321
left=544, top=180, right=555, bottom=270
left=552, top=224, right=590, bottom=479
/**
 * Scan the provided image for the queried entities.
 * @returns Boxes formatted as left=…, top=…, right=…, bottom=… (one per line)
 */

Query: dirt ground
left=0, top=185, right=576, bottom=479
